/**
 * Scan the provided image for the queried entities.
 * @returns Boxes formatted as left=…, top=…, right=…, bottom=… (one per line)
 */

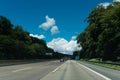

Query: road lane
left=0, top=60, right=119, bottom=80
left=79, top=61, right=120, bottom=80
left=12, top=67, right=32, bottom=72
left=41, top=60, right=109, bottom=80
left=0, top=60, right=63, bottom=80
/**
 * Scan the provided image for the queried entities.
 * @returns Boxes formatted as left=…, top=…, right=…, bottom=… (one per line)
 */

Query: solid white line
left=12, top=67, right=32, bottom=73
left=76, top=62, right=111, bottom=80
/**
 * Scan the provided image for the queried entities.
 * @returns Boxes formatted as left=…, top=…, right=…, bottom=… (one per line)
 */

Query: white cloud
left=30, top=34, right=45, bottom=39
left=71, top=36, right=77, bottom=40
left=51, top=26, right=59, bottom=34
left=99, top=2, right=111, bottom=9
left=39, top=15, right=60, bottom=35
left=98, top=0, right=120, bottom=9
left=39, top=15, right=55, bottom=30
left=47, top=37, right=81, bottom=55
left=113, top=0, right=120, bottom=2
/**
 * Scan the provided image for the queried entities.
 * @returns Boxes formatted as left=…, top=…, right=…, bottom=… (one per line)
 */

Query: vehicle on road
left=60, top=58, right=64, bottom=62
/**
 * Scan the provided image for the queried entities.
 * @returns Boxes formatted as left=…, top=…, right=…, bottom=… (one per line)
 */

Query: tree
left=0, top=16, right=13, bottom=35
left=77, top=2, right=120, bottom=61
left=12, top=26, right=31, bottom=44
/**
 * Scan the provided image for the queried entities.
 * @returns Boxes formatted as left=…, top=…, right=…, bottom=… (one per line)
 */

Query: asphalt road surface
left=79, top=61, right=120, bottom=80
left=0, top=60, right=63, bottom=80
left=41, top=60, right=120, bottom=80
left=0, top=60, right=120, bottom=80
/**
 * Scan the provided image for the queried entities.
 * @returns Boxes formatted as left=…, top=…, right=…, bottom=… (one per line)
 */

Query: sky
left=0, top=0, right=118, bottom=54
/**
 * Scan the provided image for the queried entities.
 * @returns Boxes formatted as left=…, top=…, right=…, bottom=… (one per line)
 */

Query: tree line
left=77, top=2, right=120, bottom=61
left=0, top=16, right=70, bottom=60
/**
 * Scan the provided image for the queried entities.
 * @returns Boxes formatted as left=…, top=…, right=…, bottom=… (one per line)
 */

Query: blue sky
left=0, top=0, right=113, bottom=41
left=0, top=0, right=115, bottom=54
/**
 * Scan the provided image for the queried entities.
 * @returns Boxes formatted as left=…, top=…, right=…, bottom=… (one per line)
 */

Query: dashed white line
left=52, top=66, right=60, bottom=73
left=52, top=61, right=67, bottom=73
left=40, top=61, right=67, bottom=80
left=12, top=67, right=32, bottom=73
left=76, top=61, right=111, bottom=80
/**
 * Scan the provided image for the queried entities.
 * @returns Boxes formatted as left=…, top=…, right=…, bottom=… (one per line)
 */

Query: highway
left=41, top=60, right=120, bottom=80
left=0, top=60, right=120, bottom=80
left=0, top=60, right=63, bottom=80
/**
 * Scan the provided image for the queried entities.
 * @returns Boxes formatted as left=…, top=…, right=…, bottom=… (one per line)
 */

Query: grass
left=80, top=60, right=120, bottom=71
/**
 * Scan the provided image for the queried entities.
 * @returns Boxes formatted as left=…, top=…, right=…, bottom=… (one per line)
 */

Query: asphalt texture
left=0, top=60, right=63, bottom=80
left=79, top=61, right=120, bottom=80
left=0, top=60, right=120, bottom=80
left=41, top=60, right=112, bottom=80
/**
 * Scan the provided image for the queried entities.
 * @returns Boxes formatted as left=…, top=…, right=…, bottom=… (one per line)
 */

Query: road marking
left=40, top=61, right=67, bottom=80
left=52, top=66, right=60, bottom=73
left=52, top=61, right=67, bottom=73
left=76, top=62, right=111, bottom=80
left=12, top=67, right=32, bottom=73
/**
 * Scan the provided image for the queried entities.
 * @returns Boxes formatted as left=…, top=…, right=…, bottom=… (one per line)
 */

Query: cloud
left=39, top=15, right=60, bottom=35
left=30, top=34, right=45, bottom=39
left=47, top=37, right=81, bottom=55
left=71, top=36, right=77, bottom=40
left=99, top=2, right=111, bottom=9
left=51, top=26, right=59, bottom=34
left=39, top=15, right=55, bottom=30
left=98, top=0, right=120, bottom=9
left=113, top=0, right=120, bottom=2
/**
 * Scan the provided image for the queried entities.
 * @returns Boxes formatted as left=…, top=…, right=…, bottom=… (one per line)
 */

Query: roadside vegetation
left=80, top=59, right=120, bottom=70
left=75, top=2, right=120, bottom=62
left=0, top=16, right=70, bottom=60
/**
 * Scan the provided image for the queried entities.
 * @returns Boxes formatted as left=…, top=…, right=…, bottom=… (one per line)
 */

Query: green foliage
left=77, top=2, right=120, bottom=61
left=0, top=16, right=12, bottom=35
left=0, top=35, right=14, bottom=59
left=0, top=16, right=68, bottom=60
left=12, top=26, right=32, bottom=44
left=0, top=16, right=47, bottom=59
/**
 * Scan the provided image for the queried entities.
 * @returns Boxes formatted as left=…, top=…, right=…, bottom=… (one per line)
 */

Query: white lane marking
left=52, top=66, right=60, bottom=73
left=40, top=61, right=68, bottom=80
left=76, top=61, right=111, bottom=80
left=52, top=61, right=67, bottom=73
left=12, top=67, right=32, bottom=73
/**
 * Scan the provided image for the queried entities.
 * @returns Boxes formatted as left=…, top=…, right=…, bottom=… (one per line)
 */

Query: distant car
left=60, top=58, right=64, bottom=62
